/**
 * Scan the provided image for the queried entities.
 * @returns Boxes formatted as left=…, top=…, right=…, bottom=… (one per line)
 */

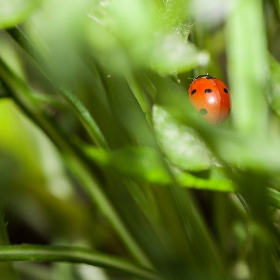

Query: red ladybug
left=188, top=74, right=231, bottom=125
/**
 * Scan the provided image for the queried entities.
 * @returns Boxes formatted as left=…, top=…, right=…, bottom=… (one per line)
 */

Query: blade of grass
left=0, top=245, right=164, bottom=280
left=0, top=58, right=152, bottom=268
left=125, top=72, right=150, bottom=114
left=6, top=26, right=108, bottom=148
left=225, top=0, right=268, bottom=136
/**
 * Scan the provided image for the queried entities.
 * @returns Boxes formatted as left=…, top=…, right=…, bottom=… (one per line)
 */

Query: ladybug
left=188, top=74, right=231, bottom=125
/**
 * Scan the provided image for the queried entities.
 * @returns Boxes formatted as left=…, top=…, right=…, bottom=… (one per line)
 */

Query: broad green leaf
left=83, top=145, right=234, bottom=192
left=149, top=35, right=209, bottom=75
left=0, top=0, right=41, bottom=28
left=159, top=0, right=191, bottom=38
left=152, top=105, right=211, bottom=171
left=84, top=146, right=170, bottom=183
left=175, top=170, right=235, bottom=192
left=87, top=0, right=206, bottom=74
left=108, top=0, right=158, bottom=43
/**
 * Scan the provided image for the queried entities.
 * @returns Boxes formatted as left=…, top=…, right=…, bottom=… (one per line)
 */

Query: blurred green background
left=1, top=0, right=280, bottom=279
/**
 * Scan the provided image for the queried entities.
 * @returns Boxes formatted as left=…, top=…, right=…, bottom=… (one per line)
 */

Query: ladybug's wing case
left=188, top=77, right=222, bottom=124
left=215, top=79, right=231, bottom=124
left=188, top=76, right=231, bottom=125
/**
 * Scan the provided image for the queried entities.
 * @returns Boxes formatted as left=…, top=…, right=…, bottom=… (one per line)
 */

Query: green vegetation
left=1, top=0, right=280, bottom=279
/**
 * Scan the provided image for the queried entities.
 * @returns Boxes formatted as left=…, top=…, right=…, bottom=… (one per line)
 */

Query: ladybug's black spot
left=205, top=89, right=212, bottom=93
left=224, top=88, right=228, bottom=93
left=191, top=89, right=196, bottom=95
left=199, top=108, right=208, bottom=115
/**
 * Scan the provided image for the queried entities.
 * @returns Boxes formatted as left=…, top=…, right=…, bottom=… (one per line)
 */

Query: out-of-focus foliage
left=153, top=105, right=211, bottom=171
left=0, top=0, right=41, bottom=28
left=1, top=0, right=280, bottom=279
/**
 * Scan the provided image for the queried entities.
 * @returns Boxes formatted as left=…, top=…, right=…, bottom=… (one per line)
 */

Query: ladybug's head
left=193, top=74, right=216, bottom=81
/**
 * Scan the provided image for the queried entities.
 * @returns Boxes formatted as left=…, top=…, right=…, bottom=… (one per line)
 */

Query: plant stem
left=0, top=245, right=164, bottom=280
left=0, top=212, right=19, bottom=280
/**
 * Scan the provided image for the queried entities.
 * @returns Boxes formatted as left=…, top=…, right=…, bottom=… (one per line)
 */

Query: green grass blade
left=0, top=245, right=164, bottom=280
left=6, top=26, right=108, bottom=148
left=0, top=58, right=152, bottom=268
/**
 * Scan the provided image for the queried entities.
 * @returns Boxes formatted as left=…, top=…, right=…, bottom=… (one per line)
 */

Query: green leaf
left=152, top=105, right=211, bottom=172
left=87, top=0, right=206, bottom=74
left=159, top=0, right=191, bottom=36
left=83, top=145, right=234, bottom=192
left=149, top=35, right=209, bottom=75
left=267, top=54, right=280, bottom=116
left=84, top=146, right=170, bottom=183
left=175, top=170, right=235, bottom=192
left=0, top=0, right=41, bottom=28
left=267, top=187, right=280, bottom=209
